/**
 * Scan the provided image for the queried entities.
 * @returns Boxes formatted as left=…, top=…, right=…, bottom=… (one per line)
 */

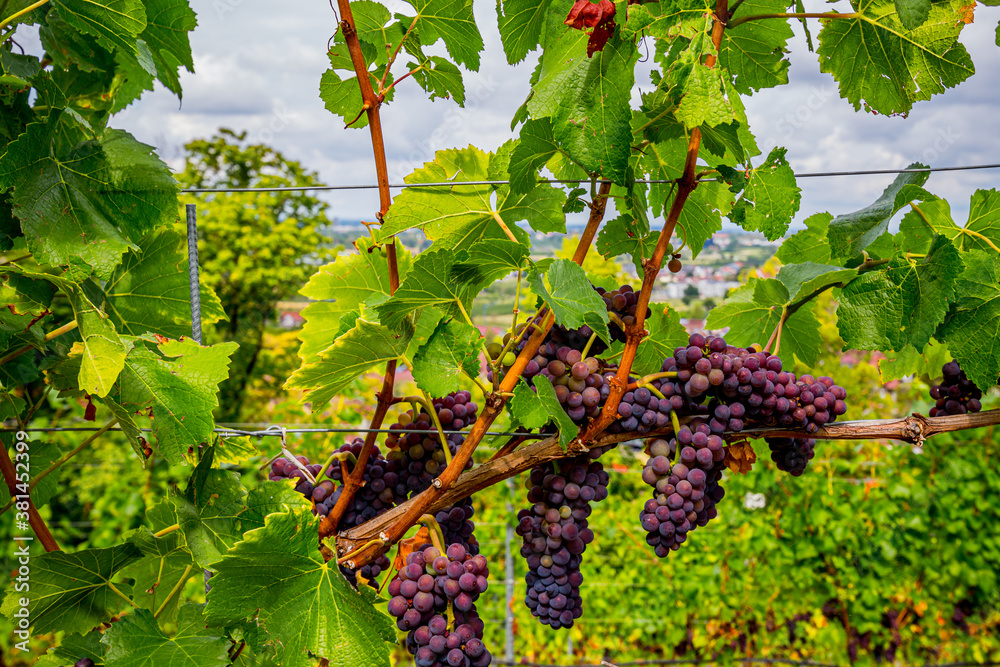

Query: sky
left=33, top=0, right=1000, bottom=226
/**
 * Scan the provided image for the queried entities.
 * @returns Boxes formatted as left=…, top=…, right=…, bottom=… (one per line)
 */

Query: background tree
left=178, top=130, right=335, bottom=421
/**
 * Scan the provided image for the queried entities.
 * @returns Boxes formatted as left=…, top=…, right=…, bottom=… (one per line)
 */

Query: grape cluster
left=385, top=392, right=477, bottom=499
left=929, top=361, right=983, bottom=416
left=516, top=452, right=610, bottom=629
left=268, top=455, right=323, bottom=498
left=640, top=423, right=725, bottom=557
left=433, top=496, right=479, bottom=555
left=596, top=284, right=645, bottom=343
left=386, top=543, right=492, bottom=667
left=766, top=437, right=816, bottom=476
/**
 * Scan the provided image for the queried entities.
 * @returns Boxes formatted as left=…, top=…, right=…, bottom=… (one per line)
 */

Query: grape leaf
left=878, top=338, right=952, bottom=383
left=205, top=507, right=394, bottom=667
left=412, top=319, right=482, bottom=396
left=816, top=0, right=974, bottom=115
left=53, top=0, right=147, bottom=58
left=632, top=304, right=690, bottom=377
left=939, top=250, right=1000, bottom=390
left=533, top=375, right=579, bottom=450
left=68, top=289, right=132, bottom=398
left=664, top=22, right=736, bottom=130
left=319, top=49, right=394, bottom=129
left=508, top=119, right=560, bottom=195
left=894, top=0, right=931, bottom=28
left=596, top=214, right=653, bottom=275
left=720, top=0, right=793, bottom=93
left=409, top=55, right=466, bottom=104
left=724, top=147, right=801, bottom=240
left=124, top=501, right=195, bottom=622
left=0, top=125, right=178, bottom=278
left=174, top=450, right=247, bottom=569
left=449, top=239, right=530, bottom=290
left=0, top=543, right=142, bottom=635
left=378, top=146, right=554, bottom=246
left=298, top=239, right=411, bottom=364
left=509, top=378, right=549, bottom=429
left=776, top=262, right=859, bottom=303
left=527, top=259, right=610, bottom=343
left=140, top=0, right=197, bottom=96
left=497, top=0, right=548, bottom=64
left=105, top=229, right=226, bottom=338
left=351, top=1, right=405, bottom=67
left=375, top=248, right=479, bottom=329
left=776, top=213, right=832, bottom=265
left=839, top=235, right=964, bottom=351
left=405, top=0, right=484, bottom=70
left=827, top=169, right=930, bottom=260
left=241, top=480, right=313, bottom=532
left=527, top=14, right=636, bottom=184
left=103, top=605, right=229, bottom=667
left=286, top=319, right=413, bottom=406
left=116, top=337, right=238, bottom=462
left=96, top=394, right=146, bottom=460
left=706, top=278, right=823, bottom=365
left=900, top=189, right=1000, bottom=255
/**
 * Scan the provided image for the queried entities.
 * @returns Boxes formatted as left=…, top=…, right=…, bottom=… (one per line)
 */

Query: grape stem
left=727, top=11, right=859, bottom=28
left=313, top=451, right=357, bottom=487
left=627, top=371, right=678, bottom=390
left=763, top=305, right=787, bottom=355
left=634, top=380, right=667, bottom=401
left=0, top=0, right=50, bottom=32
left=153, top=524, right=181, bottom=538
left=153, top=565, right=194, bottom=619
left=402, top=392, right=453, bottom=466
left=0, top=320, right=79, bottom=367
left=416, top=514, right=448, bottom=553
left=580, top=330, right=600, bottom=359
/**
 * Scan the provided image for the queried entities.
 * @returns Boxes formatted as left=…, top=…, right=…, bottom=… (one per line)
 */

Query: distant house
left=279, top=311, right=305, bottom=329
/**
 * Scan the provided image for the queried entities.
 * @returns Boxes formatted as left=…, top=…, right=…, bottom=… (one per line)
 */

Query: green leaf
left=632, top=304, right=690, bottom=377
left=378, top=146, right=542, bottom=248
left=838, top=236, right=964, bottom=351
left=352, top=1, right=405, bottom=66
left=776, top=213, right=832, bottom=265
left=139, top=0, right=197, bottom=95
left=53, top=0, right=147, bottom=58
left=286, top=319, right=413, bottom=406
left=894, top=0, right=931, bottom=28
left=406, top=0, right=484, bottom=69
left=725, top=147, right=801, bottom=240
left=827, top=169, right=930, bottom=260
left=816, top=0, right=974, bottom=115
left=902, top=189, right=1000, bottom=255
left=376, top=248, right=478, bottom=328
left=666, top=24, right=736, bottom=130
left=0, top=543, right=142, bottom=635
left=298, top=239, right=411, bottom=364
left=497, top=0, right=548, bottom=64
left=35, top=631, right=105, bottom=667
left=319, top=50, right=394, bottom=129
left=939, top=250, right=1000, bottom=390
left=105, top=229, right=226, bottom=338
left=205, top=508, right=394, bottom=667
left=509, top=378, right=549, bottom=429
left=96, top=394, right=146, bottom=459
left=706, top=278, right=823, bottom=365
left=103, top=606, right=229, bottom=667
left=878, top=338, right=952, bottom=382
left=0, top=125, right=178, bottom=278
left=449, top=239, right=529, bottom=291
left=533, top=375, right=579, bottom=449
left=596, top=214, right=653, bottom=275
left=116, top=337, right=238, bottom=462
left=528, top=18, right=636, bottom=184
left=776, top=262, right=859, bottom=303
left=508, top=118, right=559, bottom=195
left=720, top=0, right=793, bottom=93
left=527, top=259, right=610, bottom=342
left=241, top=480, right=313, bottom=533
left=124, top=502, right=195, bottom=622
left=412, top=319, right=482, bottom=396
left=174, top=450, right=247, bottom=569
left=410, top=56, right=466, bottom=104
left=68, top=289, right=132, bottom=398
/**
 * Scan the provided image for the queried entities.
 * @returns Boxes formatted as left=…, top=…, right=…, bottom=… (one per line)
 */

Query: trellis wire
left=177, top=163, right=1000, bottom=194
left=492, top=660, right=1000, bottom=667
left=0, top=425, right=550, bottom=438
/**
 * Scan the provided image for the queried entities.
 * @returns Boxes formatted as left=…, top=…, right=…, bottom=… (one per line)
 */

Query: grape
left=766, top=437, right=816, bottom=476
left=928, top=360, right=984, bottom=416
left=74, top=660, right=95, bottom=667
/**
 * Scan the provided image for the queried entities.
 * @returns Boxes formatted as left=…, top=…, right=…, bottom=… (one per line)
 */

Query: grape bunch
left=433, top=496, right=479, bottom=556
left=596, top=283, right=645, bottom=343
left=384, top=391, right=477, bottom=499
left=608, top=381, right=674, bottom=435
left=268, top=455, right=323, bottom=499
left=766, top=437, right=816, bottom=476
left=386, top=543, right=492, bottom=667
left=516, top=452, right=610, bottom=629
left=639, top=423, right=725, bottom=557
left=929, top=361, right=983, bottom=416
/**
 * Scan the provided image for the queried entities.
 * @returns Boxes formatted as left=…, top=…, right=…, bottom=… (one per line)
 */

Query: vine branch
left=0, top=436, right=59, bottom=551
